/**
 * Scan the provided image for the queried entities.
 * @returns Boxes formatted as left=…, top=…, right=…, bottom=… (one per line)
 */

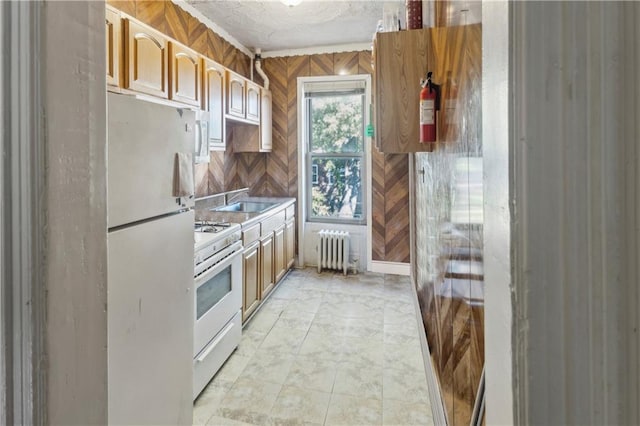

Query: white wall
left=486, top=1, right=640, bottom=424
left=43, top=1, right=108, bottom=424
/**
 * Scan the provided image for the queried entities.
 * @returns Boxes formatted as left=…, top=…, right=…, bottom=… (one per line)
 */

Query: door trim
left=1, top=1, right=46, bottom=424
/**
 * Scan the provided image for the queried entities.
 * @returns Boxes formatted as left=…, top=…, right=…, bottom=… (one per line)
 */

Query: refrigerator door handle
left=194, top=119, right=210, bottom=164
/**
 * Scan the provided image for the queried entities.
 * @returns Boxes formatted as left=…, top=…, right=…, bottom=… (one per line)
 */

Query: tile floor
left=193, top=268, right=434, bottom=426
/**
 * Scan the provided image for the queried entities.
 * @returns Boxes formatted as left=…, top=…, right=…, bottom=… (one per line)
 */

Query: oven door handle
left=196, top=320, right=235, bottom=363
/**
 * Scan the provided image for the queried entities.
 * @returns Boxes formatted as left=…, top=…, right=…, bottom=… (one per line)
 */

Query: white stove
left=192, top=220, right=243, bottom=399
left=194, top=221, right=242, bottom=264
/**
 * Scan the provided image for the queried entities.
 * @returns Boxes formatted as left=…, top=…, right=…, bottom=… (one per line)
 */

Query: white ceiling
left=183, top=0, right=405, bottom=55
left=180, top=0, right=481, bottom=57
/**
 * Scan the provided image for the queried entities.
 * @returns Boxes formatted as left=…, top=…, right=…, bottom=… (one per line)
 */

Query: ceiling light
left=280, top=0, right=303, bottom=7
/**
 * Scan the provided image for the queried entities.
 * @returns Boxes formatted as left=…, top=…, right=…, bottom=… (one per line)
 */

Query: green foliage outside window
left=308, top=94, right=364, bottom=221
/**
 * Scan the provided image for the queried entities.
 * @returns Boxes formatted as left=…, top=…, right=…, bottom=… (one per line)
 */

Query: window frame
left=304, top=85, right=367, bottom=225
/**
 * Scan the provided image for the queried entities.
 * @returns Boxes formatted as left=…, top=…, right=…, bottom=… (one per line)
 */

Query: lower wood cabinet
left=240, top=202, right=296, bottom=323
left=285, top=218, right=295, bottom=269
left=273, top=224, right=286, bottom=283
left=242, top=240, right=260, bottom=321
left=260, top=233, right=275, bottom=299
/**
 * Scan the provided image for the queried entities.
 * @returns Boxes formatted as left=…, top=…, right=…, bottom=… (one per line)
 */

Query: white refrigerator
left=107, top=92, right=195, bottom=425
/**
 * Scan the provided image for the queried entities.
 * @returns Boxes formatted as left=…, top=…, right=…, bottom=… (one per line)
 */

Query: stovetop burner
left=194, top=220, right=242, bottom=259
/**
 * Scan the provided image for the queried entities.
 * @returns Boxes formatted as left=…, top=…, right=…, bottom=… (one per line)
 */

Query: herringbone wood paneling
left=372, top=146, right=386, bottom=261
left=235, top=153, right=267, bottom=193
left=221, top=40, right=236, bottom=72
left=285, top=56, right=310, bottom=199
left=257, top=57, right=287, bottom=197
left=235, top=55, right=251, bottom=80
left=223, top=151, right=237, bottom=191
left=358, top=51, right=374, bottom=75
left=188, top=20, right=209, bottom=58
left=309, top=53, right=333, bottom=76
left=194, top=163, right=209, bottom=198
left=208, top=30, right=224, bottom=64
left=107, top=0, right=135, bottom=16
left=165, top=1, right=190, bottom=45
left=334, top=52, right=359, bottom=75
left=237, top=50, right=409, bottom=264
left=384, top=154, right=410, bottom=263
left=135, top=1, right=165, bottom=33
left=208, top=152, right=225, bottom=194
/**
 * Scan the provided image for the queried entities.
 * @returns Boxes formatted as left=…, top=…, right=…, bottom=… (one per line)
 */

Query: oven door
left=194, top=243, right=242, bottom=357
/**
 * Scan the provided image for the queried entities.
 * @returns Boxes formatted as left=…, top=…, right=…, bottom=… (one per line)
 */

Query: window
left=304, top=78, right=367, bottom=224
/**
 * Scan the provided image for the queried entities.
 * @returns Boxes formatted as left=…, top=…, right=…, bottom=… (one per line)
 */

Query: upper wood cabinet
left=226, top=71, right=246, bottom=119
left=105, top=7, right=121, bottom=88
left=374, top=24, right=481, bottom=153
left=203, top=58, right=226, bottom=151
left=245, top=81, right=261, bottom=123
left=225, top=70, right=262, bottom=125
left=168, top=42, right=201, bottom=107
left=260, top=89, right=272, bottom=151
left=124, top=19, right=168, bottom=98
left=231, top=88, right=272, bottom=153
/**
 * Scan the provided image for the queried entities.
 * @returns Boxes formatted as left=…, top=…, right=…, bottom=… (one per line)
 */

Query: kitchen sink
left=211, top=201, right=278, bottom=213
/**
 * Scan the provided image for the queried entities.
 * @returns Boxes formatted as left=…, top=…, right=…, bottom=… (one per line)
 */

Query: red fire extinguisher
left=420, top=71, right=440, bottom=143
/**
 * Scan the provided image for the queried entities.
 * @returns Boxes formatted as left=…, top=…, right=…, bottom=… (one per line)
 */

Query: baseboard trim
left=369, top=261, right=411, bottom=276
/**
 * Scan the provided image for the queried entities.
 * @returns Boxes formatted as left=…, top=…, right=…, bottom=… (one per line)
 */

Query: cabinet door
left=105, top=7, right=120, bottom=88
left=169, top=42, right=200, bottom=107
left=260, top=89, right=272, bottom=152
left=374, top=25, right=481, bottom=152
left=226, top=71, right=245, bottom=119
left=125, top=19, right=168, bottom=98
left=260, top=233, right=275, bottom=298
left=285, top=217, right=295, bottom=269
left=203, top=59, right=225, bottom=150
left=246, top=81, right=261, bottom=123
left=242, top=241, right=260, bottom=321
left=273, top=224, right=286, bottom=283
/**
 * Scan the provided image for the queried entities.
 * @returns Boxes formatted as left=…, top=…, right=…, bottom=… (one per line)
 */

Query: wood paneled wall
left=228, top=51, right=410, bottom=264
left=413, top=23, right=483, bottom=426
left=106, top=0, right=250, bottom=197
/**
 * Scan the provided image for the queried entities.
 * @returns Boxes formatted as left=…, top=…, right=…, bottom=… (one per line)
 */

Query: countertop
left=195, top=196, right=295, bottom=228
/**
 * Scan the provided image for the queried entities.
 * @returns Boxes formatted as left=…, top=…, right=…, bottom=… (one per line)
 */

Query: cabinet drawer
left=285, top=204, right=295, bottom=220
left=261, top=210, right=286, bottom=237
left=242, top=223, right=260, bottom=245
